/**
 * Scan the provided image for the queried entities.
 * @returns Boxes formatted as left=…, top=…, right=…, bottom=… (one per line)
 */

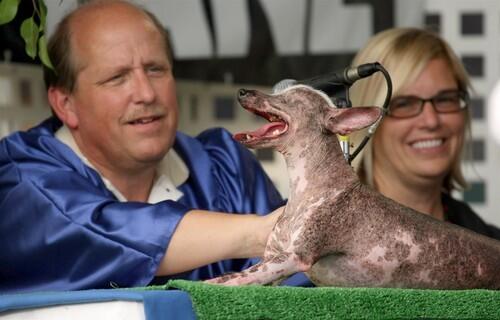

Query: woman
left=349, top=27, right=500, bottom=239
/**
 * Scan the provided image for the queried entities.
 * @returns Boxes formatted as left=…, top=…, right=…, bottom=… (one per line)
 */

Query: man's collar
left=55, top=125, right=189, bottom=203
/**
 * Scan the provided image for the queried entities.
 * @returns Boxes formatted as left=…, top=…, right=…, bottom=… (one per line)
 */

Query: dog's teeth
left=246, top=134, right=251, bottom=140
left=272, top=129, right=281, bottom=136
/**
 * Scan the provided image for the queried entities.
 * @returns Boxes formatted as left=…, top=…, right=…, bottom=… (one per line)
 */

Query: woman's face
left=372, top=58, right=466, bottom=188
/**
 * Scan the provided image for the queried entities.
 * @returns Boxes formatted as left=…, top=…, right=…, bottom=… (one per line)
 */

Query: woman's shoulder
left=443, top=193, right=500, bottom=240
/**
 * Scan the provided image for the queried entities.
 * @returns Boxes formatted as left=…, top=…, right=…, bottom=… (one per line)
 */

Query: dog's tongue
left=234, top=122, right=286, bottom=141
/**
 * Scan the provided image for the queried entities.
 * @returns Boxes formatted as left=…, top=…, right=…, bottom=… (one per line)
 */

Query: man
left=0, top=0, right=284, bottom=293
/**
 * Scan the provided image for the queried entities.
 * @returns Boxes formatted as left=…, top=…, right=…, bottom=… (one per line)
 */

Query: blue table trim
left=0, top=289, right=196, bottom=319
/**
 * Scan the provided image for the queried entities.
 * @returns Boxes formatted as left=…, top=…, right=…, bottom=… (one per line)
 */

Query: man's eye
left=107, top=74, right=125, bottom=84
left=147, top=66, right=166, bottom=75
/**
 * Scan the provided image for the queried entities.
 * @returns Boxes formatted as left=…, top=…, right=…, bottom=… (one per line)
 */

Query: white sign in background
left=46, top=0, right=422, bottom=58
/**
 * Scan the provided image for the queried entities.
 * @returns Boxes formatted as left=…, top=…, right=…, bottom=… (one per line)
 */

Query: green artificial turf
left=158, top=279, right=500, bottom=319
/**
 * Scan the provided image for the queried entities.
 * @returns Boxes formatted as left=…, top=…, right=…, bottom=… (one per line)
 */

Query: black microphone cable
left=348, top=62, right=392, bottom=164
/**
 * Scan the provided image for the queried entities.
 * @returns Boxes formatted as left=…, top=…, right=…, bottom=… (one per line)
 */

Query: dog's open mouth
left=233, top=109, right=288, bottom=143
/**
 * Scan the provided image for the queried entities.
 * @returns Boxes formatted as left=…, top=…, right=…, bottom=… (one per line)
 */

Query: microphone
left=272, top=62, right=381, bottom=96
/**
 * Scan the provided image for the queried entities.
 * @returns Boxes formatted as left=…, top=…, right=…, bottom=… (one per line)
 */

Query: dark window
left=461, top=13, right=484, bottom=35
left=465, top=139, right=485, bottom=162
left=461, top=55, right=484, bottom=77
left=190, top=95, right=198, bottom=121
left=469, top=97, right=484, bottom=120
left=425, top=13, right=441, bottom=34
left=214, top=96, right=235, bottom=120
left=256, top=148, right=275, bottom=161
left=472, top=139, right=485, bottom=161
left=19, top=79, right=32, bottom=106
left=463, top=181, right=486, bottom=204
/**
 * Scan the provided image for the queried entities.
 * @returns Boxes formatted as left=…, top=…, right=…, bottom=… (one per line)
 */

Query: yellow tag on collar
left=338, top=135, right=349, bottom=141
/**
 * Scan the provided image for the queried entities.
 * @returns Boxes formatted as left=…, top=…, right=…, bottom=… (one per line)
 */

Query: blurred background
left=1, top=0, right=499, bottom=226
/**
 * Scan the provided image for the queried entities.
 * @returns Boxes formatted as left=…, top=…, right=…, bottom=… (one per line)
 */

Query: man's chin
left=131, top=143, right=170, bottom=163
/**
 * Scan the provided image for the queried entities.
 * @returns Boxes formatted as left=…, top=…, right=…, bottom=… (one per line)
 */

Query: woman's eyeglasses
left=388, top=90, right=469, bottom=119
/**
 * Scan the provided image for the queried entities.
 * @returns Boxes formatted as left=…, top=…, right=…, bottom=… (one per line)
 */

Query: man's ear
left=48, top=87, right=79, bottom=129
left=324, top=107, right=382, bottom=135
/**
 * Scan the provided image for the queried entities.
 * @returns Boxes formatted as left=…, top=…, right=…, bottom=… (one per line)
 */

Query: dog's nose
left=238, top=89, right=249, bottom=98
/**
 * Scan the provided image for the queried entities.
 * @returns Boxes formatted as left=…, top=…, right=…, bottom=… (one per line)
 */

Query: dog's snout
left=238, top=89, right=250, bottom=98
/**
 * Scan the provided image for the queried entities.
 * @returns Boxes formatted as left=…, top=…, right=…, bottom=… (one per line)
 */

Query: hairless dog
left=207, top=85, right=500, bottom=289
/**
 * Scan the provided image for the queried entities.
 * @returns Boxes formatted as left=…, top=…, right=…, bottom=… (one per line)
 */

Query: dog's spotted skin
left=206, top=85, right=500, bottom=289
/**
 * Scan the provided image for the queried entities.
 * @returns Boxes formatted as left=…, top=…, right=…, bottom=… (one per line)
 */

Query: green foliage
left=38, top=34, right=53, bottom=68
left=0, top=0, right=19, bottom=25
left=20, top=16, right=38, bottom=59
left=38, top=0, right=46, bottom=30
left=0, top=0, right=53, bottom=69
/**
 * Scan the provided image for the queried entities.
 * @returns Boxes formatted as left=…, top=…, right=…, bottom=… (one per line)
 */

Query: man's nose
left=132, top=70, right=155, bottom=104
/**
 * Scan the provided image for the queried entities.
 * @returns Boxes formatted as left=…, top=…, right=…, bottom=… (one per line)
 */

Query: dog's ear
left=324, top=107, right=382, bottom=135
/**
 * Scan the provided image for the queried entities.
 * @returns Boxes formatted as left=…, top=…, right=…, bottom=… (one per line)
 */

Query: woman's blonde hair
left=349, top=27, right=471, bottom=192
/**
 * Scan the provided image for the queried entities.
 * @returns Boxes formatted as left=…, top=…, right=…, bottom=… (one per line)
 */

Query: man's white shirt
left=56, top=125, right=188, bottom=203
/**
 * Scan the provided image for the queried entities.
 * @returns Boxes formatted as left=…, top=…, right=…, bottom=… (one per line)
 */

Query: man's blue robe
left=0, top=117, right=286, bottom=293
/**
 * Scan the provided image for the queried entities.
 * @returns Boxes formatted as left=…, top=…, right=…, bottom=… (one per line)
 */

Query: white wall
left=0, top=63, right=51, bottom=136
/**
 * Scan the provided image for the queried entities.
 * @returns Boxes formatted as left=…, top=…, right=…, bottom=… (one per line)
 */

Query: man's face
left=66, top=7, right=178, bottom=173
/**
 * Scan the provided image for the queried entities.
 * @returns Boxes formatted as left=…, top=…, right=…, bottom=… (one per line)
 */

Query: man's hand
left=156, top=206, right=285, bottom=276
left=257, top=206, right=285, bottom=252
